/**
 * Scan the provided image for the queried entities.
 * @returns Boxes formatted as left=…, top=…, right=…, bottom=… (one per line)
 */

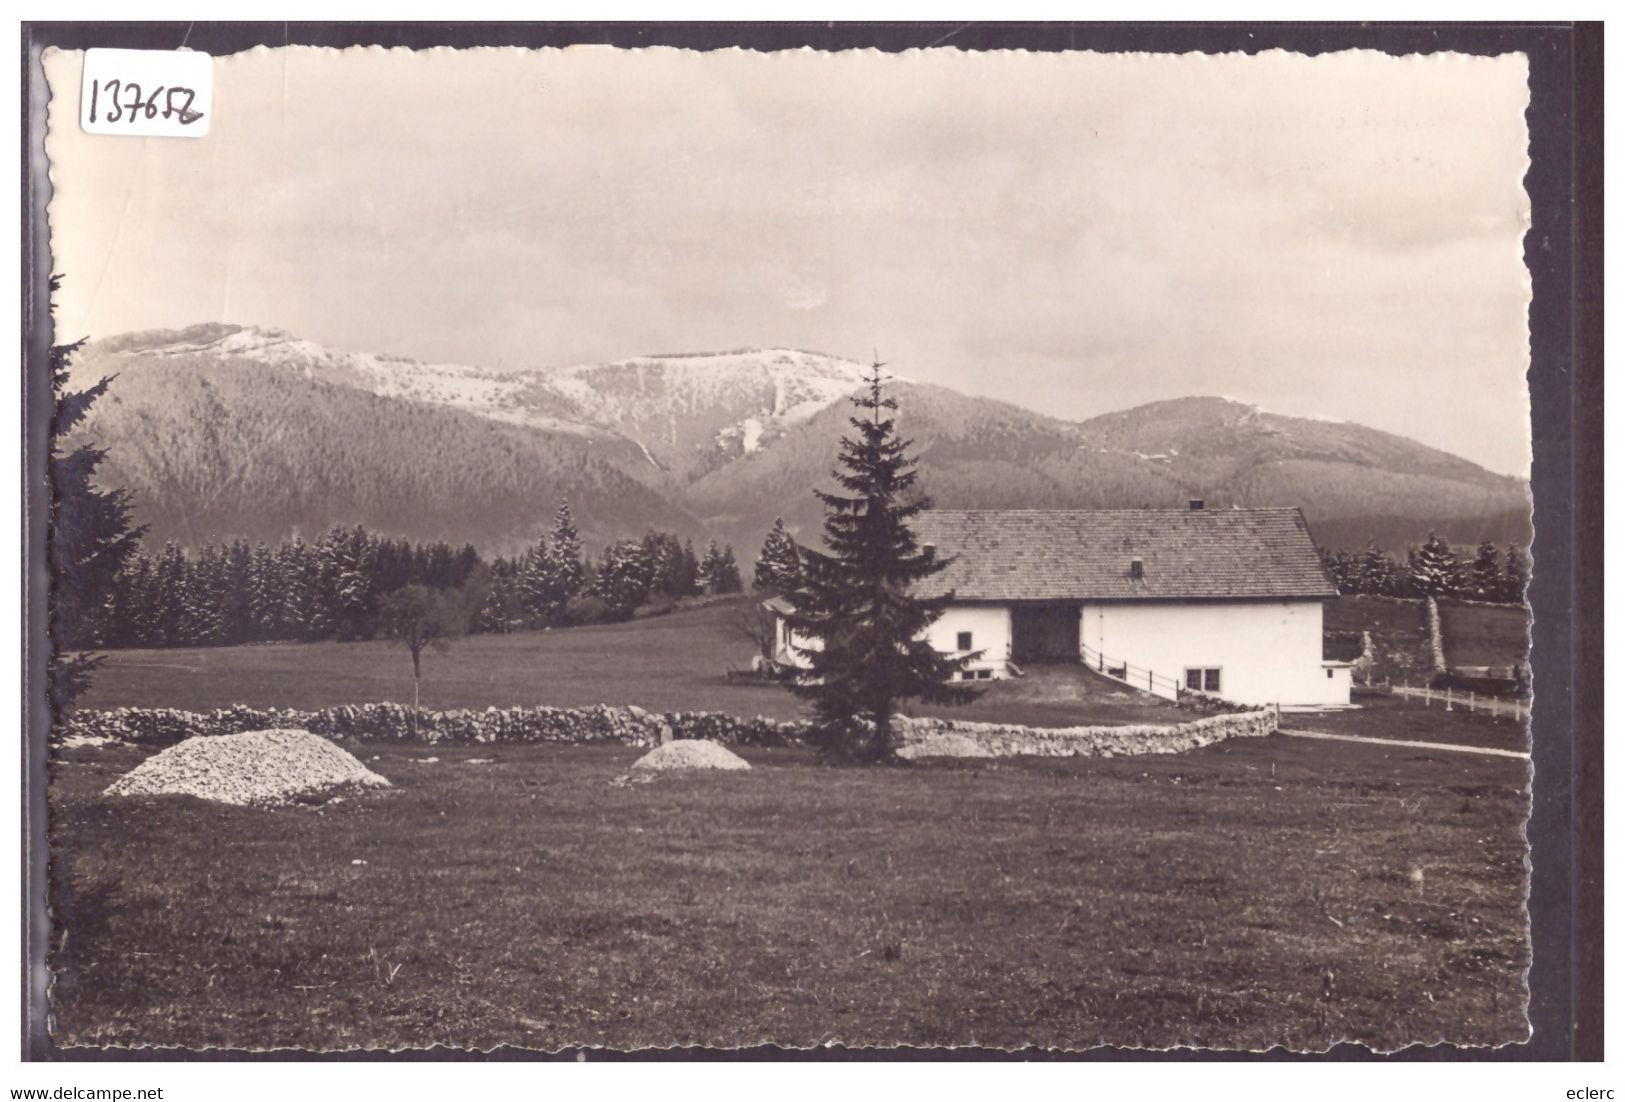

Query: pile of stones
left=630, top=740, right=752, bottom=771
left=104, top=729, right=391, bottom=807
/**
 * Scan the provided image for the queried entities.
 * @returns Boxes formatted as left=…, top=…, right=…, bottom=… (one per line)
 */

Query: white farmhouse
left=768, top=502, right=1350, bottom=709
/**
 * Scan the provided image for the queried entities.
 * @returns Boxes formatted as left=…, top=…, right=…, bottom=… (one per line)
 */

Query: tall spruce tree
left=149, top=541, right=188, bottom=646
left=185, top=542, right=228, bottom=645
left=784, top=363, right=977, bottom=762
left=715, top=545, right=743, bottom=593
left=542, top=499, right=585, bottom=620
left=1410, top=533, right=1459, bottom=597
left=696, top=541, right=744, bottom=595
left=314, top=525, right=379, bottom=639
left=474, top=557, right=518, bottom=633
left=46, top=281, right=145, bottom=709
left=1357, top=542, right=1391, bottom=596
left=1469, top=540, right=1501, bottom=600
left=696, top=541, right=726, bottom=594
left=109, top=553, right=153, bottom=647
left=1502, top=545, right=1530, bottom=604
left=514, top=539, right=551, bottom=626
left=754, top=517, right=802, bottom=592
left=1331, top=549, right=1355, bottom=594
left=221, top=539, right=254, bottom=644
left=1403, top=547, right=1424, bottom=597
left=588, top=537, right=653, bottom=619
left=246, top=540, right=279, bottom=640
left=679, top=539, right=701, bottom=596
left=1318, top=547, right=1351, bottom=594
left=277, top=537, right=316, bottom=641
left=642, top=530, right=695, bottom=598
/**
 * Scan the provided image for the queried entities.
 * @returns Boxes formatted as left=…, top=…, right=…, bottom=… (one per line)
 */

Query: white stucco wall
left=773, top=616, right=819, bottom=668
left=772, top=604, right=1013, bottom=678
left=1077, top=599, right=1344, bottom=707
left=773, top=598, right=1343, bottom=703
left=1320, top=663, right=1353, bottom=707
left=926, top=605, right=1013, bottom=678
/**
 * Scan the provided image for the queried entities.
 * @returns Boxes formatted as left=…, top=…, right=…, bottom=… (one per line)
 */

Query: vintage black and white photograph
left=36, top=37, right=1540, bottom=1055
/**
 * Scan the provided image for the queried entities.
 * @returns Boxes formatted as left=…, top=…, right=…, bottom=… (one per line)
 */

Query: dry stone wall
left=896, top=707, right=1279, bottom=758
left=59, top=702, right=796, bottom=749
left=1425, top=596, right=1449, bottom=673
left=60, top=701, right=1278, bottom=759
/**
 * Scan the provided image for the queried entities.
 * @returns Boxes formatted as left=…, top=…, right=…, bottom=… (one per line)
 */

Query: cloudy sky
left=46, top=46, right=1532, bottom=474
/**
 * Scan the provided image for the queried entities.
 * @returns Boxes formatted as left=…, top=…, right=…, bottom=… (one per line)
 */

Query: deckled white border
left=33, top=38, right=1537, bottom=1064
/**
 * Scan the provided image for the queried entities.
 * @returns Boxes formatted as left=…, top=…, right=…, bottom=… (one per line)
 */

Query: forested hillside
left=687, top=387, right=1532, bottom=555
left=67, top=325, right=1532, bottom=559
left=67, top=358, right=704, bottom=554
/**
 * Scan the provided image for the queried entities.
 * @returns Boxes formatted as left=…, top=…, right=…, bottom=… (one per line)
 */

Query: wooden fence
left=1391, top=683, right=1530, bottom=721
left=1079, top=643, right=1182, bottom=701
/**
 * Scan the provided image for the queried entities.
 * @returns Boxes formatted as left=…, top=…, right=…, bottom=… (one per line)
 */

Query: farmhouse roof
left=912, top=508, right=1337, bottom=601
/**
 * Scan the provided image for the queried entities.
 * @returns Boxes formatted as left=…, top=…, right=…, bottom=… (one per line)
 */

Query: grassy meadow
left=50, top=734, right=1529, bottom=1053
left=1323, top=594, right=1531, bottom=682
left=1435, top=599, right=1531, bottom=670
left=78, top=599, right=1188, bottom=729
left=53, top=593, right=1533, bottom=1052
left=1279, top=690, right=1528, bottom=753
left=1323, top=596, right=1432, bottom=683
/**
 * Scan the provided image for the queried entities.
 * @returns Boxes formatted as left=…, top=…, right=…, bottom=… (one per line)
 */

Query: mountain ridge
left=65, top=324, right=1532, bottom=559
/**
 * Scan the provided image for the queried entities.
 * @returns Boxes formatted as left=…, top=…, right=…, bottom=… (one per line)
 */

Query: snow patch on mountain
left=87, top=327, right=883, bottom=477
left=528, top=347, right=880, bottom=469
left=538, top=348, right=875, bottom=426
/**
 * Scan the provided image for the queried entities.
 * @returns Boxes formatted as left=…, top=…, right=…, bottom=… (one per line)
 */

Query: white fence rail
left=1390, top=683, right=1530, bottom=721
left=1079, top=643, right=1181, bottom=701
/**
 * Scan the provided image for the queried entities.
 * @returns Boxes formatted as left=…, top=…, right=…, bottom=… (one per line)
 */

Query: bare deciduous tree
left=378, top=584, right=469, bottom=731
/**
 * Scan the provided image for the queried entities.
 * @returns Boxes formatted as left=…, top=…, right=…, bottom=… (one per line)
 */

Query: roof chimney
left=921, top=542, right=936, bottom=560
left=1188, top=499, right=1205, bottom=511
left=1129, top=557, right=1144, bottom=580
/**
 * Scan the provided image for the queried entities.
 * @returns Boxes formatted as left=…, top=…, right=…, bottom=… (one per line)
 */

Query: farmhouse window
left=957, top=631, right=974, bottom=651
left=1185, top=667, right=1222, bottom=693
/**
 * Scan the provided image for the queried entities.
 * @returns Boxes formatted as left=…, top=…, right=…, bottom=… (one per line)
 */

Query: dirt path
left=1280, top=729, right=1530, bottom=760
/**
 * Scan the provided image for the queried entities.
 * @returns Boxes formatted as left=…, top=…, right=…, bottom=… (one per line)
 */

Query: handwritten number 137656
left=87, top=79, right=205, bottom=126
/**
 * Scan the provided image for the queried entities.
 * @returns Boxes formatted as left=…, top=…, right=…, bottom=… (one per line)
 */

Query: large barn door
left=1011, top=604, right=1080, bottom=662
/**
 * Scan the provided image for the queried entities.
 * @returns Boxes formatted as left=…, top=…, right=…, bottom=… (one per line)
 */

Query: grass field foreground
left=49, top=736, right=1530, bottom=1052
